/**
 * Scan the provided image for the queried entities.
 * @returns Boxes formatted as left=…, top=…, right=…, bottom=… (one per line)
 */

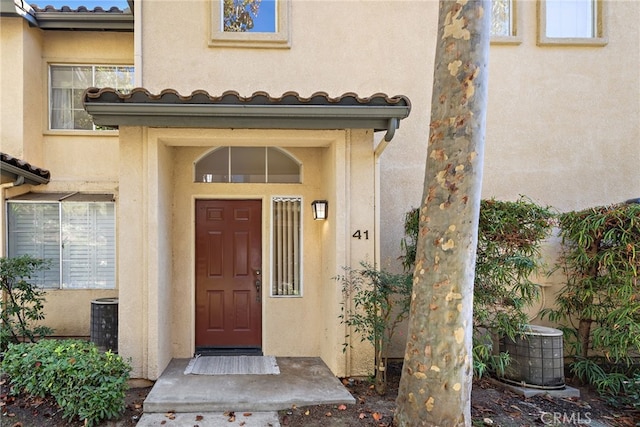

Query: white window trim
left=47, top=63, right=134, bottom=132
left=491, top=0, right=522, bottom=45
left=209, top=0, right=291, bottom=48
left=6, top=197, right=116, bottom=290
left=270, top=196, right=303, bottom=298
left=537, top=0, right=608, bottom=47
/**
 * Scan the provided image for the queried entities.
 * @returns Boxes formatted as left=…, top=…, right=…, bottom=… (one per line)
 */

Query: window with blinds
left=271, top=197, right=302, bottom=296
left=7, top=195, right=116, bottom=289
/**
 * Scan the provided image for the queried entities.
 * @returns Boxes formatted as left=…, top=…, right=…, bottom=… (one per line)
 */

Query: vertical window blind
left=7, top=199, right=116, bottom=289
left=272, top=197, right=301, bottom=296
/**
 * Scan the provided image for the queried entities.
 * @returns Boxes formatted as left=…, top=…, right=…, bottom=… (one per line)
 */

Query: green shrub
left=0, top=255, right=53, bottom=351
left=401, top=197, right=555, bottom=378
left=2, top=339, right=131, bottom=426
left=337, top=263, right=412, bottom=395
left=542, top=202, right=640, bottom=399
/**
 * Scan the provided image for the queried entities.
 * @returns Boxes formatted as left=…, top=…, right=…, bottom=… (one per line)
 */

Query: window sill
left=537, top=36, right=608, bottom=47
left=491, top=35, right=523, bottom=46
left=44, top=129, right=120, bottom=137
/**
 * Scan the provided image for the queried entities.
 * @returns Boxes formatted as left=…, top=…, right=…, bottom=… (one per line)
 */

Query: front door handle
left=254, top=269, right=262, bottom=302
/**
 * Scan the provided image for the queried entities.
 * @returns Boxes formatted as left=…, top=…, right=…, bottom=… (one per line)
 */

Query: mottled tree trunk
left=395, top=1, right=490, bottom=426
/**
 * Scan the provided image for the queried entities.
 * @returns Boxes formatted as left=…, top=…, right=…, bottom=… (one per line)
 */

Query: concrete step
left=143, top=357, right=355, bottom=413
left=136, top=411, right=280, bottom=427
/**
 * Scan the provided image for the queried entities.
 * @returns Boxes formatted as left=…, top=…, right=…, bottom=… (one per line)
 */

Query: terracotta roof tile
left=30, top=4, right=128, bottom=13
left=1, top=152, right=51, bottom=181
left=84, top=88, right=411, bottom=108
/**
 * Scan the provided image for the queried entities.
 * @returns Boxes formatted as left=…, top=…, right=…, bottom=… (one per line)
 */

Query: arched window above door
left=195, top=147, right=301, bottom=183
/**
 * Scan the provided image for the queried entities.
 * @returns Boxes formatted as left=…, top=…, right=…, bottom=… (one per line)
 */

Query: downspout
left=372, top=117, right=399, bottom=269
left=0, top=182, right=16, bottom=258
left=1, top=179, right=27, bottom=257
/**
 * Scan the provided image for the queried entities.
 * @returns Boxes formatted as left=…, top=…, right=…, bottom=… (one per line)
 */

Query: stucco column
left=117, top=126, right=148, bottom=379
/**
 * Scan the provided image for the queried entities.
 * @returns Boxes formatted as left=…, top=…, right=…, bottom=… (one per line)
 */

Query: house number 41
left=352, top=230, right=369, bottom=240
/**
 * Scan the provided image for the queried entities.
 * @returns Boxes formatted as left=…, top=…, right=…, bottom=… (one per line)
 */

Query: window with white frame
left=491, top=0, right=520, bottom=43
left=539, top=0, right=607, bottom=45
left=195, top=146, right=301, bottom=183
left=50, top=65, right=134, bottom=130
left=210, top=0, right=291, bottom=48
left=7, top=194, right=116, bottom=289
left=271, top=197, right=301, bottom=296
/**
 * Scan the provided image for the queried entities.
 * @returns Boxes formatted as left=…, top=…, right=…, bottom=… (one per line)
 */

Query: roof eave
left=0, top=0, right=37, bottom=26
left=0, top=161, right=50, bottom=185
left=34, top=12, right=133, bottom=31
left=84, top=103, right=411, bottom=132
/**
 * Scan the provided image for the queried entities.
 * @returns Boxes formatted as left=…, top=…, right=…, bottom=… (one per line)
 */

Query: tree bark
left=395, top=1, right=490, bottom=426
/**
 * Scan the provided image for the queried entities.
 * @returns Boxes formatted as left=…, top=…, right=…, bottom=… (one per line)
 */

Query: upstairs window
left=50, top=65, right=134, bottom=130
left=195, top=147, right=301, bottom=183
left=7, top=194, right=116, bottom=289
left=538, top=0, right=607, bottom=46
left=210, top=0, right=291, bottom=48
left=491, top=0, right=521, bottom=43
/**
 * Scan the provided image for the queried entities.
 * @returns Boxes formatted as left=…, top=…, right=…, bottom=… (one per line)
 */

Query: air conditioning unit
left=499, top=325, right=565, bottom=389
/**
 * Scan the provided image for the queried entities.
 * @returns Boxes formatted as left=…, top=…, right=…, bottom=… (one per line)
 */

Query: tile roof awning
left=83, top=88, right=412, bottom=141
left=1, top=152, right=50, bottom=185
left=0, top=0, right=133, bottom=31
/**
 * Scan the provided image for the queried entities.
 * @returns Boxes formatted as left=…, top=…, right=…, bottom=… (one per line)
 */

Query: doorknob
left=254, top=269, right=261, bottom=276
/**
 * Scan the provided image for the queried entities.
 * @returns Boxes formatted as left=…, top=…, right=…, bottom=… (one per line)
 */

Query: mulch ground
left=1, top=362, right=639, bottom=426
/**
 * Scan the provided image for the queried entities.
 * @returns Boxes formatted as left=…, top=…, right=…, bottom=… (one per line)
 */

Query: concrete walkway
left=136, top=357, right=355, bottom=426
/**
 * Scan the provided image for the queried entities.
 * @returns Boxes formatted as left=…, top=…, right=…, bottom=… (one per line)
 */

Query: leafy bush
left=401, top=197, right=555, bottom=377
left=0, top=255, right=53, bottom=351
left=338, top=263, right=412, bottom=395
left=542, top=202, right=640, bottom=398
left=2, top=339, right=131, bottom=426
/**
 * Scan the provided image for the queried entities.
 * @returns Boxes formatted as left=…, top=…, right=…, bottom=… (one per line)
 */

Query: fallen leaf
left=160, top=422, right=166, bottom=425
left=195, top=415, right=204, bottom=421
left=134, top=403, right=142, bottom=409
left=325, top=411, right=332, bottom=417
left=11, top=423, right=23, bottom=427
left=165, top=412, right=176, bottom=420
left=242, top=412, right=252, bottom=416
left=338, top=404, right=347, bottom=411
left=372, top=412, right=382, bottom=421
left=304, top=410, right=310, bottom=415
left=239, top=422, right=246, bottom=426
left=359, top=413, right=367, bottom=419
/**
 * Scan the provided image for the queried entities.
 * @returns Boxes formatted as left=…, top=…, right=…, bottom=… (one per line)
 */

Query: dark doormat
left=195, top=346, right=263, bottom=356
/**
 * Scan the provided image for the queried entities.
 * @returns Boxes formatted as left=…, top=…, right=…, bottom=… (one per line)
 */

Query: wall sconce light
left=311, top=200, right=328, bottom=220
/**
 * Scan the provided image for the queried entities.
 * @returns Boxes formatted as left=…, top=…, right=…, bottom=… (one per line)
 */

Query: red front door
left=195, top=199, right=262, bottom=351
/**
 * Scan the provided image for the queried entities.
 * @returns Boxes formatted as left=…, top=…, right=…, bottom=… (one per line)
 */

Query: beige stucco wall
left=0, top=18, right=43, bottom=162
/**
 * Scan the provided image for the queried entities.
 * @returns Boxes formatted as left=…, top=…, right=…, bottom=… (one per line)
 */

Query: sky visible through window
left=30, top=0, right=129, bottom=9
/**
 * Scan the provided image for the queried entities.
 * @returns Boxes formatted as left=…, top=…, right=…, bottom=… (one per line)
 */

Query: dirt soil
left=2, top=363, right=639, bottom=426
left=277, top=363, right=639, bottom=427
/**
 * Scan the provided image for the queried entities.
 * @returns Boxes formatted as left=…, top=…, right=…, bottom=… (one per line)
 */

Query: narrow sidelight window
left=271, top=197, right=301, bottom=296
